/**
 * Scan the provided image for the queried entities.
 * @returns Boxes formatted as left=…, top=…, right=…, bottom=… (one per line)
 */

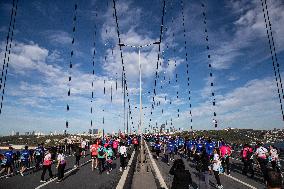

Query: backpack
left=98, top=147, right=104, bottom=156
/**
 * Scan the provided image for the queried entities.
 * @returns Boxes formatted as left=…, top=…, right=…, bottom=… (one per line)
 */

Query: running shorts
left=91, top=154, right=97, bottom=159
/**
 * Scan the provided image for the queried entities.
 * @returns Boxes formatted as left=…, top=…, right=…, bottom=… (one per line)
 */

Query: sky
left=0, top=0, right=284, bottom=136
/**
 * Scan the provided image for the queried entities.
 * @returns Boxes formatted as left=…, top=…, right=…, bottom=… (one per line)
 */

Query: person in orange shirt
left=90, top=139, right=99, bottom=171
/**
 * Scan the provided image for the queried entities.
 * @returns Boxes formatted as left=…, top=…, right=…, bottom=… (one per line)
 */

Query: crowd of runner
left=0, top=134, right=140, bottom=183
left=145, top=134, right=283, bottom=189
left=0, top=133, right=283, bottom=188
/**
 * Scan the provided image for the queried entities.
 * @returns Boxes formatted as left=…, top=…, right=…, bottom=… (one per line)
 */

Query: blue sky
left=0, top=0, right=284, bottom=136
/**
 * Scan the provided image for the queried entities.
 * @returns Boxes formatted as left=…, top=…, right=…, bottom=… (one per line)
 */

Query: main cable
left=0, top=0, right=19, bottom=115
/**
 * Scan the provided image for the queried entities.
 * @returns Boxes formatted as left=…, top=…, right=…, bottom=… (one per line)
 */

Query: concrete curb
left=144, top=141, right=168, bottom=189
left=116, top=150, right=136, bottom=189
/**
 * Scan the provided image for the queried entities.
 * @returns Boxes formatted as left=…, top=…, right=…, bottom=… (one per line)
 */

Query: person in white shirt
left=56, top=149, right=66, bottom=183
left=255, top=143, right=269, bottom=182
left=81, top=140, right=87, bottom=157
left=212, top=149, right=223, bottom=189
left=119, top=142, right=127, bottom=171
left=40, top=149, right=53, bottom=182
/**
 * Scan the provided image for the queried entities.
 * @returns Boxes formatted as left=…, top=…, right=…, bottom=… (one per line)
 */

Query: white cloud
left=212, top=0, right=284, bottom=70
left=185, top=75, right=283, bottom=129
left=45, top=30, right=72, bottom=46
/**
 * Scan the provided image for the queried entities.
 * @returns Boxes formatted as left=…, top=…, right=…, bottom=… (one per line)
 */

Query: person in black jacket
left=199, top=147, right=211, bottom=189
left=74, top=144, right=82, bottom=168
left=169, top=159, right=192, bottom=189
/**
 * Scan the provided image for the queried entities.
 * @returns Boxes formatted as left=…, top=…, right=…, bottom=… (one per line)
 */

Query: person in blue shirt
left=174, top=138, right=179, bottom=154
left=205, top=139, right=214, bottom=159
left=177, top=137, right=185, bottom=158
left=4, top=146, right=14, bottom=177
left=20, top=146, right=31, bottom=176
left=127, top=137, right=132, bottom=146
left=154, top=141, right=161, bottom=159
left=186, top=140, right=194, bottom=159
left=167, top=139, right=176, bottom=162
left=34, top=144, right=44, bottom=171
left=195, top=141, right=203, bottom=154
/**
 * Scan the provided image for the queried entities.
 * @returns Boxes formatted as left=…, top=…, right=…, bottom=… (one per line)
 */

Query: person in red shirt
left=132, top=137, right=139, bottom=151
left=90, top=139, right=99, bottom=171
left=112, top=138, right=119, bottom=160
left=241, top=144, right=254, bottom=178
left=219, top=142, right=231, bottom=175
left=40, top=149, right=53, bottom=182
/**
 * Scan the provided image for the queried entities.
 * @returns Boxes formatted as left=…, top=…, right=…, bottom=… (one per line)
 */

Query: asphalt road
left=0, top=147, right=137, bottom=189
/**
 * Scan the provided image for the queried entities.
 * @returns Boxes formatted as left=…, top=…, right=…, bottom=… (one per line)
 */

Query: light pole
left=119, top=41, right=160, bottom=169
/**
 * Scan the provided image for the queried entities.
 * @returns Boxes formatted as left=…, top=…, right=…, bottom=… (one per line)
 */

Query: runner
left=56, top=149, right=66, bottom=183
left=20, top=145, right=31, bottom=176
left=199, top=147, right=211, bottom=189
left=0, top=154, right=6, bottom=175
left=112, top=138, right=119, bottom=160
left=97, top=142, right=106, bottom=174
left=169, top=159, right=192, bottom=189
left=34, top=144, right=44, bottom=171
left=168, top=138, right=176, bottom=162
left=205, top=138, right=214, bottom=159
left=255, top=142, right=269, bottom=182
left=212, top=149, right=223, bottom=189
left=74, top=144, right=82, bottom=168
left=241, top=144, right=254, bottom=178
left=105, top=144, right=113, bottom=174
left=81, top=140, right=87, bottom=157
left=186, top=139, right=194, bottom=160
left=269, top=145, right=280, bottom=172
left=90, top=140, right=99, bottom=171
left=40, top=149, right=53, bottom=182
left=119, top=142, right=127, bottom=171
left=132, top=136, right=139, bottom=151
left=219, top=142, right=231, bottom=175
left=154, top=140, right=161, bottom=159
left=266, top=168, right=283, bottom=189
left=3, top=146, right=14, bottom=178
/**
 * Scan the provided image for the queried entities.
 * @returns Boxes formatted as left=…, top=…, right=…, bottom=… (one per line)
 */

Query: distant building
left=88, top=129, right=92, bottom=134
left=24, top=132, right=30, bottom=136
left=93, top=129, right=98, bottom=135
left=15, top=132, right=19, bottom=136
left=160, top=124, right=165, bottom=133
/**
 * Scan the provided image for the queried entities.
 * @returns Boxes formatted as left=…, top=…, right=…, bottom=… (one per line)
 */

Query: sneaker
left=20, top=172, right=24, bottom=177
left=217, top=185, right=223, bottom=189
left=119, top=167, right=122, bottom=172
left=40, top=180, right=46, bottom=183
left=107, top=171, right=110, bottom=175
left=124, top=167, right=127, bottom=170
left=56, top=180, right=62, bottom=183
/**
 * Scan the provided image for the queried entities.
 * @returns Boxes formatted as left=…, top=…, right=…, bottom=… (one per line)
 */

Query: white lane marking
left=34, top=159, right=91, bottom=189
left=116, top=150, right=136, bottom=189
left=223, top=174, right=257, bottom=189
left=145, top=141, right=168, bottom=189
